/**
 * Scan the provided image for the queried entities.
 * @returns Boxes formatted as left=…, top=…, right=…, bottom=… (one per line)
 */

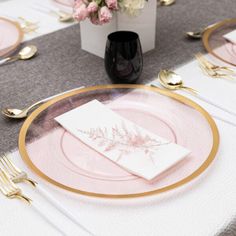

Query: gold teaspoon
left=160, top=0, right=176, bottom=6
left=158, top=69, right=198, bottom=94
left=186, top=22, right=218, bottom=40
left=2, top=86, right=84, bottom=119
left=186, top=31, right=203, bottom=39
left=153, top=69, right=236, bottom=118
left=0, top=45, right=38, bottom=65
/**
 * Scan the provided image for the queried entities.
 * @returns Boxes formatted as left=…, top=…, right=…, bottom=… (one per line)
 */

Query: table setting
left=1, top=0, right=236, bottom=235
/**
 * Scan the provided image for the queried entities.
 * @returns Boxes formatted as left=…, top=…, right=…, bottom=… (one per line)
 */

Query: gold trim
left=18, top=84, right=219, bottom=198
left=203, top=18, right=236, bottom=66
left=0, top=17, right=24, bottom=57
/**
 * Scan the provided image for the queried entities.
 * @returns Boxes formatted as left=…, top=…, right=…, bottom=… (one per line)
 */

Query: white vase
left=80, top=0, right=157, bottom=58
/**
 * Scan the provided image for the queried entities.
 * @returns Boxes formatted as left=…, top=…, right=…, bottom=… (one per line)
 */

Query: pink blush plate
left=20, top=87, right=218, bottom=197
left=203, top=18, right=236, bottom=66
left=0, top=18, right=23, bottom=57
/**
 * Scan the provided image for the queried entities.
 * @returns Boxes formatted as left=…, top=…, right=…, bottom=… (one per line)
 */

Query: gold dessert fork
left=0, top=154, right=37, bottom=186
left=0, top=166, right=31, bottom=203
left=0, top=165, right=67, bottom=235
left=0, top=154, right=94, bottom=236
left=195, top=53, right=235, bottom=80
left=18, top=17, right=39, bottom=33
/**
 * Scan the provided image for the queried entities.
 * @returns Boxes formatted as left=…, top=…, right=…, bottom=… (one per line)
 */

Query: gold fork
left=0, top=154, right=37, bottom=186
left=0, top=166, right=31, bottom=203
left=195, top=53, right=235, bottom=74
left=198, top=61, right=235, bottom=80
left=0, top=165, right=67, bottom=235
left=0, top=154, right=94, bottom=236
left=18, top=17, right=39, bottom=33
left=195, top=53, right=235, bottom=80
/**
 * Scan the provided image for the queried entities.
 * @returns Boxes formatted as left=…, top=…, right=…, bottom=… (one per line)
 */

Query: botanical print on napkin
left=55, top=100, right=191, bottom=181
left=77, top=121, right=170, bottom=165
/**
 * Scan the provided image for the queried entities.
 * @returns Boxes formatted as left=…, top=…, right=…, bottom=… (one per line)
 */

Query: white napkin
left=55, top=99, right=190, bottom=181
left=223, top=29, right=236, bottom=44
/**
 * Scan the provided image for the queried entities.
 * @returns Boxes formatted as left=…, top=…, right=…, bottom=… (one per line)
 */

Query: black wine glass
left=105, top=31, right=143, bottom=84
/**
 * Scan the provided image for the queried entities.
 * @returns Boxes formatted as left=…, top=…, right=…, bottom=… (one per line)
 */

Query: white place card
left=55, top=100, right=191, bottom=181
left=224, top=30, right=236, bottom=44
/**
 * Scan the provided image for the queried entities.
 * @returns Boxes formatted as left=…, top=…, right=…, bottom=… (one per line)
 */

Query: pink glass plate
left=0, top=17, right=23, bottom=57
left=203, top=18, right=236, bottom=66
left=19, top=86, right=219, bottom=198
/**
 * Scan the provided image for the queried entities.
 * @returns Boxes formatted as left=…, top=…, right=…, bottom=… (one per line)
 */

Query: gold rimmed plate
left=0, top=17, right=23, bottom=58
left=19, top=84, right=219, bottom=198
left=203, top=18, right=236, bottom=66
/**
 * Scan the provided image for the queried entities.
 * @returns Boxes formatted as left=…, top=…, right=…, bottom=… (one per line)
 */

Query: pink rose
left=74, top=0, right=83, bottom=8
left=105, top=0, right=118, bottom=10
left=87, top=1, right=98, bottom=13
left=98, top=6, right=112, bottom=24
left=89, top=14, right=101, bottom=25
left=73, top=3, right=89, bottom=21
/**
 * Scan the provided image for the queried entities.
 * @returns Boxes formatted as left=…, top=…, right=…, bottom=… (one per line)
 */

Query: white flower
left=119, top=0, right=146, bottom=16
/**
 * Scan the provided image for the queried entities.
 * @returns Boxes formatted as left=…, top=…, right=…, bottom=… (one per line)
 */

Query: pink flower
left=87, top=1, right=98, bottom=13
left=105, top=0, right=118, bottom=10
left=74, top=0, right=83, bottom=8
left=73, top=3, right=89, bottom=21
left=90, top=14, right=101, bottom=25
left=98, top=6, right=112, bottom=24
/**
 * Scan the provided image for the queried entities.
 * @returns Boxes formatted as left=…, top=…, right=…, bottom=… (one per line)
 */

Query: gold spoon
left=159, top=0, right=176, bottom=6
left=0, top=45, right=38, bottom=65
left=186, top=22, right=218, bottom=40
left=32, top=5, right=74, bottom=23
left=158, top=69, right=197, bottom=94
left=153, top=69, right=236, bottom=117
left=57, top=11, right=74, bottom=23
left=2, top=86, right=84, bottom=119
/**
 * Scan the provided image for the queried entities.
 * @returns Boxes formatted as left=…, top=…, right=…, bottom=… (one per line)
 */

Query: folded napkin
left=224, top=29, right=236, bottom=44
left=55, top=99, right=191, bottom=181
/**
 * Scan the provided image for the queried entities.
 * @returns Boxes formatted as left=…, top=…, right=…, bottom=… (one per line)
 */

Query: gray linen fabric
left=0, top=2, right=235, bottom=155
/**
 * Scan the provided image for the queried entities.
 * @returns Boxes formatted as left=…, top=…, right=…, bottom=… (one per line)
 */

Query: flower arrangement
left=73, top=0, right=148, bottom=25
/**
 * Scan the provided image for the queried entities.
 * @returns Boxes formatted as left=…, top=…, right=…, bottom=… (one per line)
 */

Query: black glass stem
left=105, top=31, right=143, bottom=84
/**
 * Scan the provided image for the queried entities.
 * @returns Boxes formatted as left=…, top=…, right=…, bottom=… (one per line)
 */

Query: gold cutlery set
left=17, top=17, right=39, bottom=34
left=31, top=3, right=74, bottom=23
left=15, top=7, right=73, bottom=33
left=195, top=53, right=236, bottom=80
left=0, top=153, right=94, bottom=235
left=151, top=68, right=236, bottom=127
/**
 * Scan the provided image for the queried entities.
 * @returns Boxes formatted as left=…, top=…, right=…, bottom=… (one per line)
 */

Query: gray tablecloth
left=1, top=0, right=235, bottom=150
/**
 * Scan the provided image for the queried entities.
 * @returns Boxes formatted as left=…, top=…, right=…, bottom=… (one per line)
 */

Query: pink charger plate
left=19, top=85, right=219, bottom=198
left=0, top=17, right=23, bottom=58
left=203, top=18, right=236, bottom=66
